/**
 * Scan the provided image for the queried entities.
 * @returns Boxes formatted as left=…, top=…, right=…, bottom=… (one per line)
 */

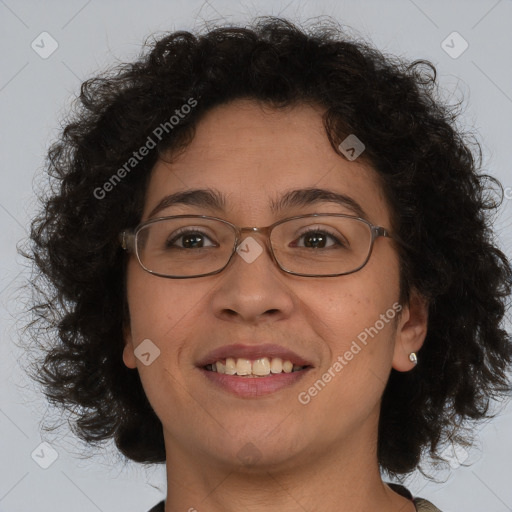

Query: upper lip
left=196, top=343, right=314, bottom=368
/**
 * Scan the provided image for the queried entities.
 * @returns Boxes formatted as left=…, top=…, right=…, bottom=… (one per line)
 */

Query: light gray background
left=1, top=1, right=511, bottom=511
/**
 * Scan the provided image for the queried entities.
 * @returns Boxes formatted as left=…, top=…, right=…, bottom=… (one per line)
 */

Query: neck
left=162, top=413, right=414, bottom=512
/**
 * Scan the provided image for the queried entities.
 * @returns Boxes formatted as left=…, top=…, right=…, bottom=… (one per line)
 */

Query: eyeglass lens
left=135, top=216, right=373, bottom=277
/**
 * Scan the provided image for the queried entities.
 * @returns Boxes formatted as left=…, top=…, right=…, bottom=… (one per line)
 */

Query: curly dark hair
left=22, top=16, right=512, bottom=477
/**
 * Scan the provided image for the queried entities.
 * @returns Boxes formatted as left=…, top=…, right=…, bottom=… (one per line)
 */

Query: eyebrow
left=146, top=187, right=368, bottom=220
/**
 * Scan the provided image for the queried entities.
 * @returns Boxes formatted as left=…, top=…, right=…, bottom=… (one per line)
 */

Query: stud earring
left=409, top=352, right=418, bottom=365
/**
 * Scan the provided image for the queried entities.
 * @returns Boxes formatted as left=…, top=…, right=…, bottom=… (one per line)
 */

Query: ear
left=392, top=290, right=428, bottom=372
left=122, top=324, right=137, bottom=369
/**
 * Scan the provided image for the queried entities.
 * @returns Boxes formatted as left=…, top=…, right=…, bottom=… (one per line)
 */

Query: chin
left=205, top=430, right=309, bottom=472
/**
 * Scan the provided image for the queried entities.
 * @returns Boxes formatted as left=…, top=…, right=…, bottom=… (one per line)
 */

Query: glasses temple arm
left=119, top=231, right=136, bottom=252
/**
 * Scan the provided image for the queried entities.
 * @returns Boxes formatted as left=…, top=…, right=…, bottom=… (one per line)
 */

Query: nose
left=209, top=231, right=296, bottom=324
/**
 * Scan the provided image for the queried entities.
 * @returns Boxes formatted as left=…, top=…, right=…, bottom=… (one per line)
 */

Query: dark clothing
left=389, top=483, right=442, bottom=511
left=147, top=501, right=164, bottom=512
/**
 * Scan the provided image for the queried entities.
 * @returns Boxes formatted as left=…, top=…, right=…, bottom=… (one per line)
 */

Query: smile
left=204, top=356, right=309, bottom=376
left=200, top=361, right=312, bottom=398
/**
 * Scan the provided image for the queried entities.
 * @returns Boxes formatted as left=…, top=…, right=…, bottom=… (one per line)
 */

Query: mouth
left=202, top=357, right=311, bottom=377
left=196, top=343, right=314, bottom=397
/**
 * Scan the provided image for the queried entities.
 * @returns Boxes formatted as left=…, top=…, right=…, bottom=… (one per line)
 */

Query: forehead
left=142, top=99, right=392, bottom=227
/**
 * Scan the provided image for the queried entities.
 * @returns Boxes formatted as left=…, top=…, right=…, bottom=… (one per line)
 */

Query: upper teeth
left=206, top=357, right=305, bottom=376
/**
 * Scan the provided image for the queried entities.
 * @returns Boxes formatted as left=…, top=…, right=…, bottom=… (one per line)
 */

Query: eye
left=291, top=227, right=348, bottom=249
left=167, top=228, right=218, bottom=249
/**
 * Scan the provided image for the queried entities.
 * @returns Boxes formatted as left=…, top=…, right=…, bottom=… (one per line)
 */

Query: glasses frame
left=119, top=213, right=393, bottom=279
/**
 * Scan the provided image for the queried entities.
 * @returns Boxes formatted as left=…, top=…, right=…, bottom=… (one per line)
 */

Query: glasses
left=119, top=214, right=393, bottom=279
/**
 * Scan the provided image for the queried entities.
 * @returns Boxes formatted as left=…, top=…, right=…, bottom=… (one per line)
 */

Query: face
left=122, top=99, right=426, bottom=473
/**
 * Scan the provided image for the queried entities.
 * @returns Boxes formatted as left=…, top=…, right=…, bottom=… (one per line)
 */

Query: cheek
left=123, top=265, right=204, bottom=423
left=127, top=258, right=192, bottom=332
left=295, top=295, right=399, bottom=441
left=315, top=257, right=401, bottom=352
left=298, top=252, right=401, bottom=404
left=318, top=287, right=399, bottom=385
left=124, top=261, right=205, bottom=373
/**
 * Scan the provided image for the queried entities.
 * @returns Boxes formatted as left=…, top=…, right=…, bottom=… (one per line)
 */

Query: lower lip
left=199, top=368, right=312, bottom=397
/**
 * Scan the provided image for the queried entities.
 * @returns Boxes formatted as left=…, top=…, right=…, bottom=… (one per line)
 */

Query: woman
left=24, top=17, right=512, bottom=512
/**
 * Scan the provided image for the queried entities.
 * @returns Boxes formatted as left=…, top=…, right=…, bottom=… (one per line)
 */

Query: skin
left=122, top=99, right=428, bottom=512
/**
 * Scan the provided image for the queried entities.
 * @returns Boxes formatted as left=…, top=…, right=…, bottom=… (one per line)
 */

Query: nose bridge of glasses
left=235, top=225, right=274, bottom=253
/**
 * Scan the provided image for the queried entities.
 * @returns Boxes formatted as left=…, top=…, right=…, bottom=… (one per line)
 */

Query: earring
left=409, top=352, right=418, bottom=365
